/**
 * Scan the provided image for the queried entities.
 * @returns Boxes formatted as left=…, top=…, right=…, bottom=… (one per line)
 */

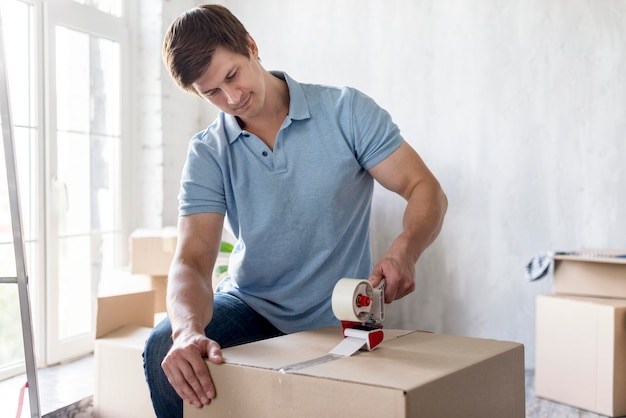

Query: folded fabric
left=525, top=250, right=626, bottom=281
left=525, top=251, right=562, bottom=281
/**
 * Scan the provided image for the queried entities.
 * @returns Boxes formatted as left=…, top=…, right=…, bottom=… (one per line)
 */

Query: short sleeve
left=178, top=133, right=227, bottom=216
left=350, top=89, right=404, bottom=170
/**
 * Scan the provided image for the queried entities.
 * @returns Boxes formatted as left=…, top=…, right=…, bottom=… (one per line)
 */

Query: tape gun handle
left=372, top=278, right=385, bottom=322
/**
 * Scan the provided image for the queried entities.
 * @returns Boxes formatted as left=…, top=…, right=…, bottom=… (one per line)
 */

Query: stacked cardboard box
left=129, top=228, right=177, bottom=312
left=93, top=291, right=157, bottom=418
left=184, top=327, right=525, bottom=418
left=129, top=228, right=230, bottom=312
left=535, top=250, right=626, bottom=417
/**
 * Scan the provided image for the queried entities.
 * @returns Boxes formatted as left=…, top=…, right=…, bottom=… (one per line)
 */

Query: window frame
left=45, top=0, right=131, bottom=365
left=0, top=0, right=133, bottom=379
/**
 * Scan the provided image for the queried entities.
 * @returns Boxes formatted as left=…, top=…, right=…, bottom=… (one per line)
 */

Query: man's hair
left=162, top=4, right=250, bottom=94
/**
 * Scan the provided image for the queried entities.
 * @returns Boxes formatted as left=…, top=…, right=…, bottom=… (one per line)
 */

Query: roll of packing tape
left=331, top=278, right=373, bottom=322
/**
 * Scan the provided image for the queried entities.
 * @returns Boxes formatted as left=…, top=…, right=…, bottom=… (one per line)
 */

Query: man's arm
left=161, top=212, right=225, bottom=408
left=368, top=141, right=448, bottom=303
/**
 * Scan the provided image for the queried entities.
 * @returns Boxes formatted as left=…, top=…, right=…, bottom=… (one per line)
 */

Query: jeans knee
left=143, top=317, right=173, bottom=380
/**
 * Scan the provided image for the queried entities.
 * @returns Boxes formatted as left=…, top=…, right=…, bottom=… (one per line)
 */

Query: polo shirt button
left=262, top=151, right=268, bottom=157
left=242, top=132, right=250, bottom=137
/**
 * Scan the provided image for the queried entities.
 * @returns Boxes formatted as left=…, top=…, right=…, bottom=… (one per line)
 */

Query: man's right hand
left=161, top=332, right=224, bottom=408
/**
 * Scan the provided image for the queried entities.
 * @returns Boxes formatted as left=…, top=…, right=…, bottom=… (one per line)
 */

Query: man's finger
left=189, top=354, right=217, bottom=401
left=164, top=361, right=205, bottom=408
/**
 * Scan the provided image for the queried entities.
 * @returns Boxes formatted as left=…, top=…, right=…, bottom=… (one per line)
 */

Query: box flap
left=130, top=227, right=177, bottom=253
left=219, top=327, right=522, bottom=391
left=220, top=327, right=410, bottom=370
left=554, top=249, right=626, bottom=265
left=301, top=331, right=522, bottom=390
left=96, top=291, right=156, bottom=338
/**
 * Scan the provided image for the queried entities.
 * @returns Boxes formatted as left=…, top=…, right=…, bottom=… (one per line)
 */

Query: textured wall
left=154, top=0, right=626, bottom=368
left=133, top=0, right=216, bottom=231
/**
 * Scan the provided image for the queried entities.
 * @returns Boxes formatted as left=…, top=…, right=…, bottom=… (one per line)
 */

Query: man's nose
left=223, top=86, right=241, bottom=105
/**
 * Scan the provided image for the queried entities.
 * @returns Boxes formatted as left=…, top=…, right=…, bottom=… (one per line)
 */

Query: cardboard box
left=552, top=250, right=626, bottom=299
left=150, top=275, right=167, bottom=313
left=130, top=228, right=230, bottom=310
left=129, top=227, right=177, bottom=276
left=147, top=256, right=228, bottom=314
left=535, top=294, right=626, bottom=417
left=184, top=327, right=525, bottom=418
left=94, top=291, right=157, bottom=418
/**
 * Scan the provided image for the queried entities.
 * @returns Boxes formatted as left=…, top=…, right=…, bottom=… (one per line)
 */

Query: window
left=0, top=0, right=130, bottom=379
left=0, top=0, right=39, bottom=381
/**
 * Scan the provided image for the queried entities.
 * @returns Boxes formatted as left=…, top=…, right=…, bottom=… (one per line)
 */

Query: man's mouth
left=233, top=94, right=251, bottom=112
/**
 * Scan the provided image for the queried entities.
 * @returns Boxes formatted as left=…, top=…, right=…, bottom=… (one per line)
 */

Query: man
left=143, top=4, right=447, bottom=417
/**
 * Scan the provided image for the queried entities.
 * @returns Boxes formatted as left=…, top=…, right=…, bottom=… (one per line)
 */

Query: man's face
left=192, top=41, right=266, bottom=122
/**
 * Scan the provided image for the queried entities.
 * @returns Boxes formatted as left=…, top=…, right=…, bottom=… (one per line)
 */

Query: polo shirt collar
left=223, top=71, right=311, bottom=143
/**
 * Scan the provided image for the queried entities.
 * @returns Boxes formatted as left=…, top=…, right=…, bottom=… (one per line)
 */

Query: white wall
left=133, top=0, right=216, bottom=230
left=150, top=0, right=626, bottom=368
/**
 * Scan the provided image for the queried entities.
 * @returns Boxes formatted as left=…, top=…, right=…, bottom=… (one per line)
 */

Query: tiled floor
left=525, top=371, right=614, bottom=418
left=0, top=355, right=93, bottom=418
left=0, top=360, right=621, bottom=418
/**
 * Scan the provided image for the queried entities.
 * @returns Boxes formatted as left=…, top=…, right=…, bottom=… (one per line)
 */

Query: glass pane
left=54, top=25, right=121, bottom=342
left=56, top=131, right=91, bottom=235
left=1, top=0, right=34, bottom=127
left=0, top=133, right=15, bottom=278
left=56, top=27, right=90, bottom=133
left=57, top=236, right=92, bottom=339
left=0, top=0, right=37, bottom=375
left=71, top=0, right=123, bottom=17
left=13, top=126, right=37, bottom=241
left=96, top=38, right=121, bottom=136
left=0, top=285, right=25, bottom=368
left=93, top=134, right=120, bottom=231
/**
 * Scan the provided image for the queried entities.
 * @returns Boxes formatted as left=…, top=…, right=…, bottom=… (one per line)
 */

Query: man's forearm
left=167, top=262, right=215, bottom=340
left=397, top=177, right=448, bottom=263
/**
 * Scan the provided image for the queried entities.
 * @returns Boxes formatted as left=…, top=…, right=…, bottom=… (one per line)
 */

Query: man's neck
left=239, top=72, right=290, bottom=149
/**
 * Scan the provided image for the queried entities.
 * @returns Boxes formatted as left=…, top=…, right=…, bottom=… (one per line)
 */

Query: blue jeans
left=143, top=292, right=284, bottom=418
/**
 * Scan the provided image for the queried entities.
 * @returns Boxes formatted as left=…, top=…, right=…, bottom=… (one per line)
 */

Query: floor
left=0, top=355, right=94, bottom=418
left=524, top=372, right=615, bottom=418
left=0, top=360, right=620, bottom=418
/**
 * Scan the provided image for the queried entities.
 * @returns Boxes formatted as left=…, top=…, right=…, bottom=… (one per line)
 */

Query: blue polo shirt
left=178, top=72, right=403, bottom=333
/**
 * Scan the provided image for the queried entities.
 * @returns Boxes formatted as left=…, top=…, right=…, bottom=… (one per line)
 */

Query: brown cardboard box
left=184, top=327, right=525, bottom=418
left=535, top=294, right=626, bottom=417
left=150, top=275, right=167, bottom=313
left=552, top=251, right=626, bottom=299
left=147, top=261, right=227, bottom=314
left=129, top=227, right=177, bottom=276
left=130, top=229, right=230, bottom=312
left=94, top=291, right=157, bottom=418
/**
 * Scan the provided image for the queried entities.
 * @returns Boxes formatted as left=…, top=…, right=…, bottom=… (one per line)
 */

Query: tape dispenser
left=329, top=278, right=385, bottom=356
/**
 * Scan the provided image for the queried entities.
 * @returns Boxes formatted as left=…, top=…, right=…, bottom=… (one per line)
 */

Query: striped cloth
left=525, top=250, right=626, bottom=281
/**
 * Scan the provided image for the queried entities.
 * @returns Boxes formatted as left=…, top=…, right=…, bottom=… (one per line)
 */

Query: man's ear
left=247, top=35, right=259, bottom=58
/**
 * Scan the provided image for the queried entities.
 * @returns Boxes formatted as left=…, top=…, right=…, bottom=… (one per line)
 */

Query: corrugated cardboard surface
left=94, top=326, right=156, bottom=418
left=184, top=327, right=525, bottom=418
left=96, top=291, right=155, bottom=338
left=129, top=227, right=177, bottom=275
left=150, top=275, right=167, bottom=313
left=94, top=291, right=157, bottom=418
left=535, top=294, right=626, bottom=417
left=553, top=251, right=626, bottom=299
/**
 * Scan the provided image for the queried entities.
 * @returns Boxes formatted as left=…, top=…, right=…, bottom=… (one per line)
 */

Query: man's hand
left=368, top=247, right=416, bottom=303
left=161, top=332, right=224, bottom=408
